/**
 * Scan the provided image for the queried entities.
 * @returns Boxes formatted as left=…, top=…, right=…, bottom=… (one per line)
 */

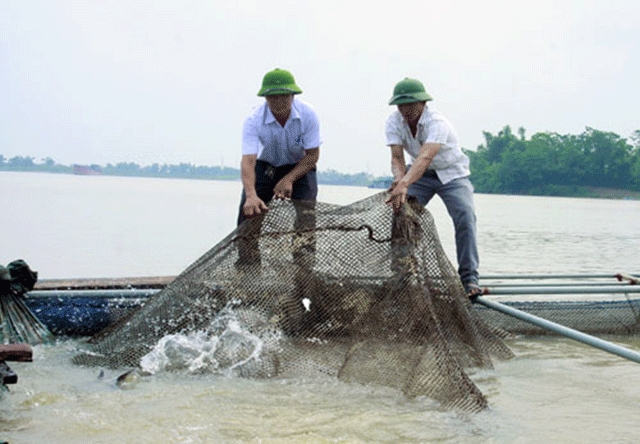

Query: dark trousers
left=236, top=160, right=318, bottom=226
left=236, top=160, right=317, bottom=269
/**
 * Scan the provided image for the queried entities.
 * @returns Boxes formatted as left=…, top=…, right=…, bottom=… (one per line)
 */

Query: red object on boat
left=72, top=164, right=102, bottom=175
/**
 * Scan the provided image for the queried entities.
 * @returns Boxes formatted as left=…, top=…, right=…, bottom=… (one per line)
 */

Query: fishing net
left=73, top=192, right=513, bottom=412
left=1, top=260, right=54, bottom=345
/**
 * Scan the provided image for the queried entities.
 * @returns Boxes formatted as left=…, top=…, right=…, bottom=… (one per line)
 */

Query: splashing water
left=140, top=305, right=281, bottom=376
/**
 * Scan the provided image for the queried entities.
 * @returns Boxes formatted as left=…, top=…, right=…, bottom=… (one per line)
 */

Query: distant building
left=72, top=164, right=103, bottom=175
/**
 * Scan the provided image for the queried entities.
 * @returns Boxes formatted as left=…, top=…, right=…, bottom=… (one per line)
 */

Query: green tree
left=468, top=125, right=526, bottom=193
left=629, top=130, right=640, bottom=190
left=8, top=156, right=35, bottom=168
left=578, top=128, right=633, bottom=188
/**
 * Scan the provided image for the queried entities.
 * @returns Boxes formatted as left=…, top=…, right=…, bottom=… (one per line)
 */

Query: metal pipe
left=485, top=282, right=637, bottom=288
left=484, top=286, right=640, bottom=295
left=480, top=273, right=640, bottom=280
left=474, top=296, right=640, bottom=364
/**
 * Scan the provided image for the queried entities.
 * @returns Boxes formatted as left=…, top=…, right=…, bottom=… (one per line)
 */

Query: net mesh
left=73, top=192, right=513, bottom=412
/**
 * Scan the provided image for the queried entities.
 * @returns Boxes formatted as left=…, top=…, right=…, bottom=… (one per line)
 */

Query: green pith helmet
left=388, top=78, right=433, bottom=105
left=257, top=68, right=303, bottom=96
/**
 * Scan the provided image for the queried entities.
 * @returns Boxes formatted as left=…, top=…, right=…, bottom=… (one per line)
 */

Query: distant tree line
left=466, top=126, right=640, bottom=196
left=0, top=155, right=70, bottom=173
left=3, top=125, right=640, bottom=197
left=0, top=154, right=390, bottom=187
left=317, top=169, right=374, bottom=186
left=101, top=162, right=241, bottom=181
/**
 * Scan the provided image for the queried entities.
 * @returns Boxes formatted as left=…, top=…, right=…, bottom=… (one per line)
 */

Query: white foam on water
left=140, top=331, right=220, bottom=374
left=140, top=306, right=270, bottom=376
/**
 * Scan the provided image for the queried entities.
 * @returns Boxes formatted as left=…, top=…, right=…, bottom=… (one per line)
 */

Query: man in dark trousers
left=236, top=68, right=322, bottom=270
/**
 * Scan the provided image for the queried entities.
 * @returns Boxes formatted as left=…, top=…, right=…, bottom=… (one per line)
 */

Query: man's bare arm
left=240, top=154, right=269, bottom=218
left=274, top=148, right=320, bottom=199
left=390, top=145, right=407, bottom=188
left=386, top=142, right=442, bottom=211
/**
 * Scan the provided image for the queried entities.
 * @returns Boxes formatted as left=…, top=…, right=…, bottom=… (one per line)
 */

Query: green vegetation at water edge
left=465, top=127, right=640, bottom=198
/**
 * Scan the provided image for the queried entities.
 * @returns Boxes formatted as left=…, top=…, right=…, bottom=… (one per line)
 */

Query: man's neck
left=273, top=111, right=290, bottom=127
left=408, top=105, right=425, bottom=136
left=407, top=117, right=420, bottom=137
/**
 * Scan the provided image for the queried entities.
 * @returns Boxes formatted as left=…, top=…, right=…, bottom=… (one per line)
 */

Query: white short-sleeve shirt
left=385, top=106, right=470, bottom=184
left=242, top=97, right=322, bottom=167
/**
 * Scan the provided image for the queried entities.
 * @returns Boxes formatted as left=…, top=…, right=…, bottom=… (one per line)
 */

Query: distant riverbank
left=2, top=168, right=639, bottom=201
left=0, top=160, right=389, bottom=189
left=571, top=187, right=640, bottom=200
left=476, top=184, right=640, bottom=201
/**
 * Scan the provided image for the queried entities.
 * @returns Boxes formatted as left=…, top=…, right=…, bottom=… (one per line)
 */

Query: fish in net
left=73, top=192, right=513, bottom=412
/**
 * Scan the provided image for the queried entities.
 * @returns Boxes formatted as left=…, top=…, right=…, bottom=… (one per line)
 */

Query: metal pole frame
left=473, top=296, right=640, bottom=364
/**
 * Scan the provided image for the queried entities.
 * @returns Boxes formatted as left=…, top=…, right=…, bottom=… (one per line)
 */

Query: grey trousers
left=408, top=170, right=479, bottom=287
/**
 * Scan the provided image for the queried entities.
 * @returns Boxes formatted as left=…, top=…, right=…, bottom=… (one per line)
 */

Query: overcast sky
left=1, top=0, right=638, bottom=176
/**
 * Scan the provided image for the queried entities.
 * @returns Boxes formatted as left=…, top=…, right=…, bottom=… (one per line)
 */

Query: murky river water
left=1, top=172, right=639, bottom=443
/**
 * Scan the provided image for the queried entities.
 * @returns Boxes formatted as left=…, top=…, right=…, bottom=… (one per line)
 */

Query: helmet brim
left=258, top=85, right=303, bottom=97
left=388, top=92, right=432, bottom=105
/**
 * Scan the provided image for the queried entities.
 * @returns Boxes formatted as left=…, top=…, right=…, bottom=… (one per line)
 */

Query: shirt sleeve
left=302, top=107, right=322, bottom=149
left=385, top=113, right=404, bottom=146
left=241, top=113, right=262, bottom=156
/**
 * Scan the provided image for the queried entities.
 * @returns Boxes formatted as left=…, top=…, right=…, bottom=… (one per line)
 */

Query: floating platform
left=24, top=273, right=640, bottom=337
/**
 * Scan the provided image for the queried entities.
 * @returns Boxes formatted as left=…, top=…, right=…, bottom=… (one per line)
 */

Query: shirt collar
left=417, top=105, right=430, bottom=127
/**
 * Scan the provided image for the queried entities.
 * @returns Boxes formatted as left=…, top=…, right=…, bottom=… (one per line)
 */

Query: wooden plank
left=0, top=344, right=33, bottom=362
left=33, top=276, right=175, bottom=291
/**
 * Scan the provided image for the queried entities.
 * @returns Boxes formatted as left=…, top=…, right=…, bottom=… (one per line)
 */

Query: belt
left=424, top=169, right=438, bottom=178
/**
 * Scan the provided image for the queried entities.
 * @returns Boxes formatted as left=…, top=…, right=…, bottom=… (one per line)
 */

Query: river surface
left=1, top=172, right=639, bottom=443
